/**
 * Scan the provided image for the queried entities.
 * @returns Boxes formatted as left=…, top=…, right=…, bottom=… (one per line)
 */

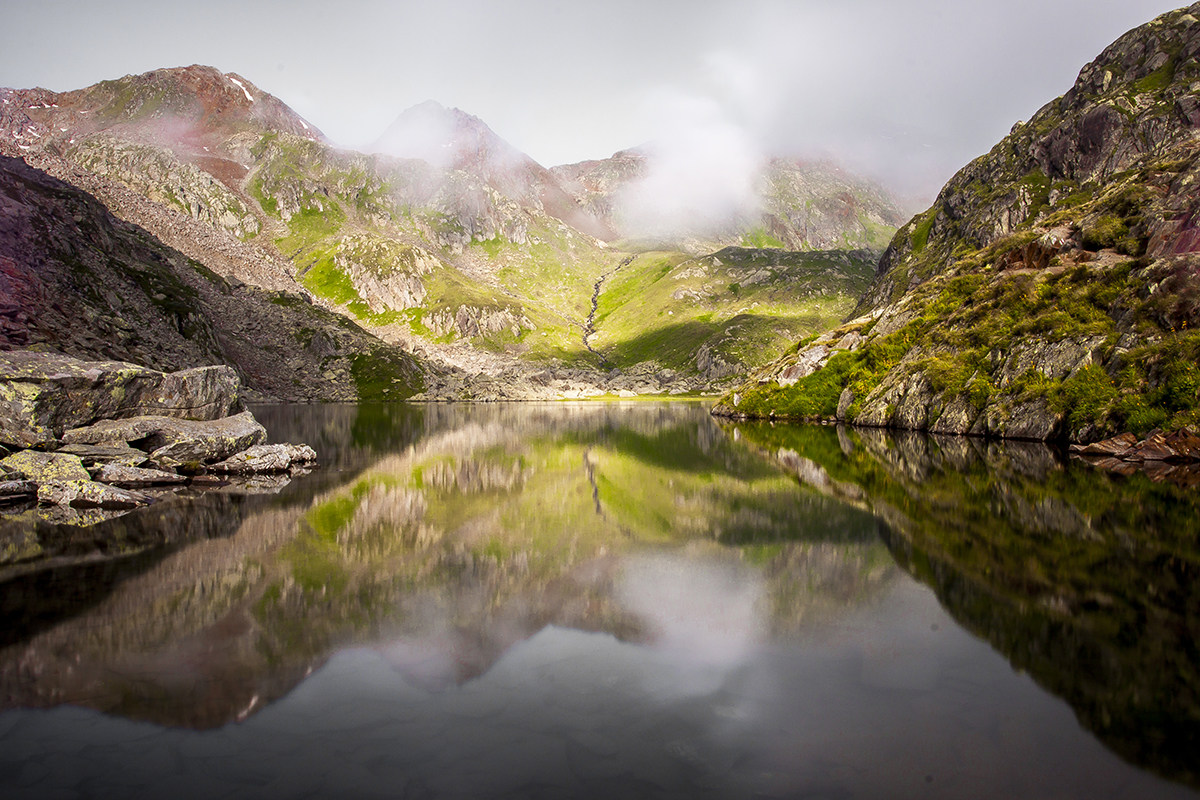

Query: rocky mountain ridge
left=715, top=4, right=1200, bottom=443
left=369, top=100, right=614, bottom=241
left=552, top=149, right=906, bottom=251
left=0, top=65, right=901, bottom=398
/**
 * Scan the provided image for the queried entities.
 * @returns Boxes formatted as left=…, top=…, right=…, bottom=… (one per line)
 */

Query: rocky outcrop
left=68, top=136, right=260, bottom=240
left=64, top=411, right=267, bottom=465
left=0, top=352, right=316, bottom=532
left=717, top=6, right=1200, bottom=443
left=0, top=351, right=241, bottom=448
left=1070, top=428, right=1200, bottom=483
left=208, top=443, right=317, bottom=474
left=332, top=235, right=436, bottom=314
left=424, top=305, right=532, bottom=341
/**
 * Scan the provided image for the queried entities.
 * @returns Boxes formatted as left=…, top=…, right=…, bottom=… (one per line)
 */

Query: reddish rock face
left=1, top=65, right=322, bottom=184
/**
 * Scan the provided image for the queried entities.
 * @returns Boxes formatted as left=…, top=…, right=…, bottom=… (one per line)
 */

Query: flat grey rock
left=0, top=450, right=90, bottom=483
left=209, top=443, right=317, bottom=474
left=37, top=479, right=155, bottom=509
left=57, top=443, right=150, bottom=468
left=64, top=411, right=267, bottom=465
left=94, top=464, right=187, bottom=488
left=0, top=351, right=242, bottom=449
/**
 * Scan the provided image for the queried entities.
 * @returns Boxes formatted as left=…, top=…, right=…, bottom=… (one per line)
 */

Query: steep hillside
left=552, top=150, right=906, bottom=251
left=0, top=154, right=425, bottom=402
left=0, top=68, right=624, bottom=379
left=716, top=4, right=1200, bottom=442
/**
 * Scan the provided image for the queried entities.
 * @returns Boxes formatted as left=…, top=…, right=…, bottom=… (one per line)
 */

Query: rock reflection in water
left=1, top=404, right=1197, bottom=798
left=732, top=420, right=1200, bottom=792
left=2, top=552, right=1193, bottom=799
left=0, top=402, right=883, bottom=729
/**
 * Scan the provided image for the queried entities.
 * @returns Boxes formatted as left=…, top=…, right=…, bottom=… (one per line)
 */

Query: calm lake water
left=1, top=401, right=1198, bottom=799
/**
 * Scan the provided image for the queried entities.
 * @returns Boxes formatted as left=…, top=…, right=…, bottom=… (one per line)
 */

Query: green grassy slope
left=594, top=247, right=877, bottom=376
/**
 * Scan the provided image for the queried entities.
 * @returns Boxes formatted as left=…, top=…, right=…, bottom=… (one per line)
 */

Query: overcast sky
left=2, top=0, right=1186, bottom=203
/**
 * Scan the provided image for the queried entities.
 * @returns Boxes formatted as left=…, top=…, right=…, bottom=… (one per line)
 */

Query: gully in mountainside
left=581, top=255, right=635, bottom=366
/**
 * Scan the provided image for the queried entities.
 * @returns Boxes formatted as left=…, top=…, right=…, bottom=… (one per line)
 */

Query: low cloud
left=618, top=89, right=762, bottom=237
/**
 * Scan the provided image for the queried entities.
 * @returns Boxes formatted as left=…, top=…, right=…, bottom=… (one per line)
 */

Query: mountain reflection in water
left=0, top=402, right=1196, bottom=799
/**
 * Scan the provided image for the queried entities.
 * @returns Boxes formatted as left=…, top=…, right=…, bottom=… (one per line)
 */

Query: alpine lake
left=1, top=400, right=1198, bottom=800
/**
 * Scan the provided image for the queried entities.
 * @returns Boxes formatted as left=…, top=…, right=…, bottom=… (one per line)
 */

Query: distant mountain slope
left=593, top=247, right=877, bottom=382
left=715, top=4, right=1200, bottom=442
left=551, top=150, right=907, bottom=251
left=0, top=64, right=321, bottom=149
left=0, top=154, right=425, bottom=402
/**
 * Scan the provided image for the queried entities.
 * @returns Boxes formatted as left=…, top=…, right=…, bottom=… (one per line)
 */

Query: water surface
left=0, top=402, right=1197, bottom=799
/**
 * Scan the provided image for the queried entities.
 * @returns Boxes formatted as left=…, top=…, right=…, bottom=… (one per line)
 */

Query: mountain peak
left=367, top=100, right=512, bottom=170
left=1, top=64, right=322, bottom=157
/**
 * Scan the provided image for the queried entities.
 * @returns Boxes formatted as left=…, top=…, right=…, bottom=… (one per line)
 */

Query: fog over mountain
left=0, top=0, right=1184, bottom=204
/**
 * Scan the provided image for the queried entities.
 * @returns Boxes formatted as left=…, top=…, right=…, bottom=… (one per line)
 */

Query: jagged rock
left=1123, top=429, right=1200, bottom=462
left=0, top=450, right=91, bottom=483
left=1073, top=429, right=1200, bottom=463
left=0, top=351, right=241, bottom=448
left=892, top=375, right=936, bottom=430
left=93, top=464, right=188, bottom=488
left=37, top=480, right=154, bottom=509
left=208, top=443, right=317, bottom=474
left=1072, top=433, right=1138, bottom=457
left=1160, top=429, right=1200, bottom=461
left=930, top=397, right=979, bottom=436
left=64, top=411, right=267, bottom=465
left=1001, top=400, right=1064, bottom=441
left=998, top=337, right=1108, bottom=387
left=778, top=346, right=831, bottom=387
left=833, top=331, right=864, bottom=351
left=56, top=443, right=149, bottom=468
left=0, top=481, right=37, bottom=504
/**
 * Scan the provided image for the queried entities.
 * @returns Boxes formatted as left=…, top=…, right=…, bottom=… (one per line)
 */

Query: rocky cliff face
left=716, top=4, right=1200, bottom=442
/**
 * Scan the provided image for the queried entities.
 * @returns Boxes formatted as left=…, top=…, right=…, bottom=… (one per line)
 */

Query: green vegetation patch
left=594, top=249, right=873, bottom=374
left=351, top=349, right=424, bottom=401
left=742, top=226, right=786, bottom=249
left=911, top=210, right=936, bottom=255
